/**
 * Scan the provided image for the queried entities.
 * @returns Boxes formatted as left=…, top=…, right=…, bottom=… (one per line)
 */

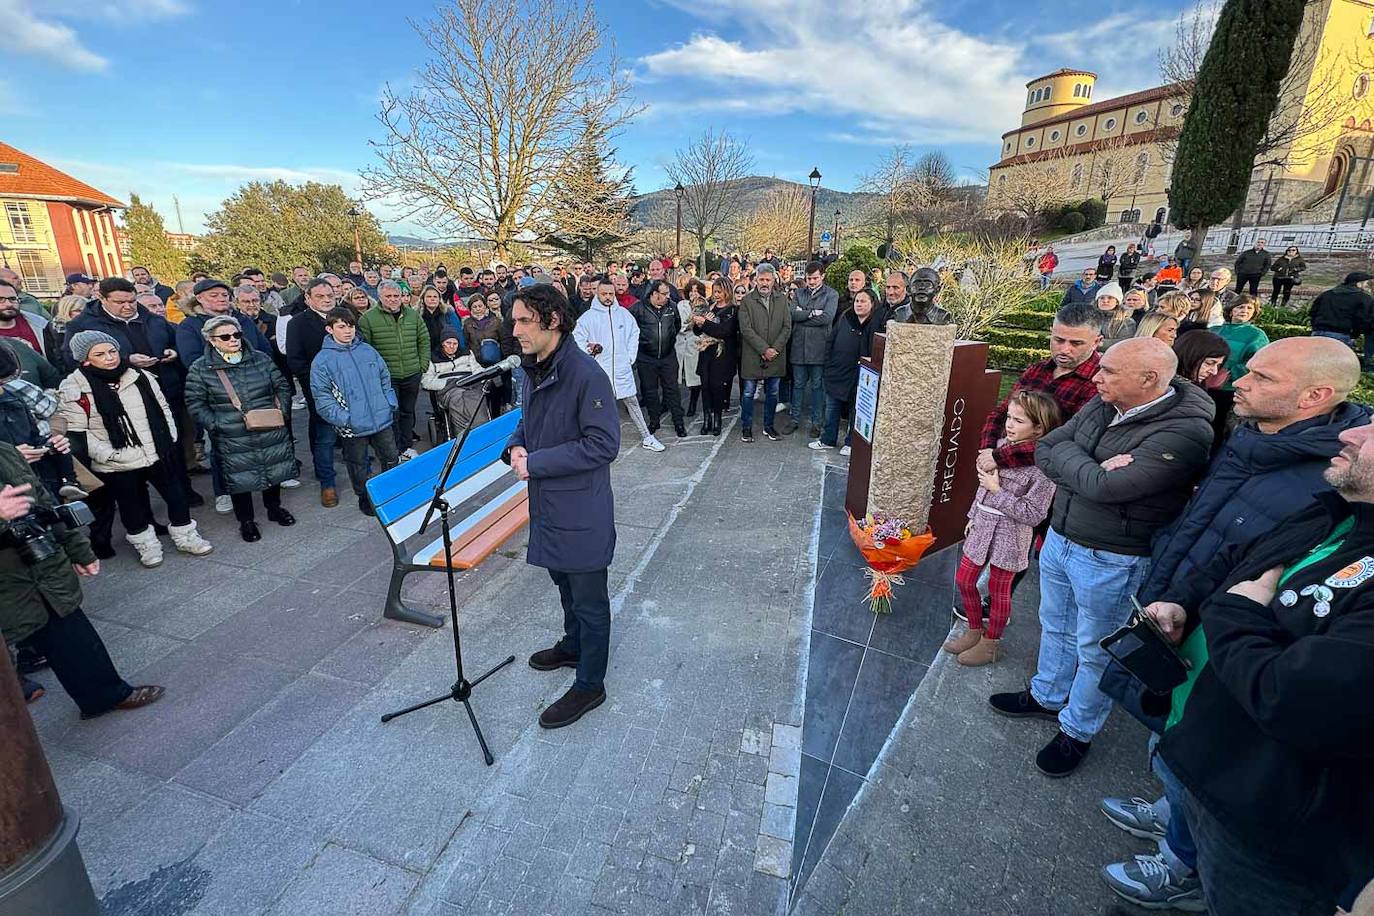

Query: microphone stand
left=380, top=377, right=516, bottom=766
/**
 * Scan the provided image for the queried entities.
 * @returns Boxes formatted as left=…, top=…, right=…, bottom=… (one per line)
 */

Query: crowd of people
left=2, top=240, right=1373, bottom=913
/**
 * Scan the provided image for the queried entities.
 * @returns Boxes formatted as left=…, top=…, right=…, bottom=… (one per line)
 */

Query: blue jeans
left=740, top=377, right=779, bottom=432
left=1038, top=273, right=1052, bottom=291
left=1030, top=529, right=1150, bottom=743
left=820, top=395, right=851, bottom=447
left=1178, top=257, right=1193, bottom=274
left=1152, top=749, right=1198, bottom=871
left=300, top=383, right=337, bottom=489
left=790, top=364, right=825, bottom=426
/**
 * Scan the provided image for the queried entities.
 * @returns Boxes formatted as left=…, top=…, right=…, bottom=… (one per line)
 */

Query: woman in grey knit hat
left=184, top=315, right=297, bottom=542
left=58, top=330, right=213, bottom=567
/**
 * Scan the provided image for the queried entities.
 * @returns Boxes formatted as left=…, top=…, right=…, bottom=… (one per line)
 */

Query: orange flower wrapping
left=846, top=514, right=936, bottom=613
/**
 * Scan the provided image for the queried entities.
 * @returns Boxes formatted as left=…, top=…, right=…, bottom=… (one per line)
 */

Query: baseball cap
left=66, top=272, right=95, bottom=284
left=193, top=278, right=233, bottom=296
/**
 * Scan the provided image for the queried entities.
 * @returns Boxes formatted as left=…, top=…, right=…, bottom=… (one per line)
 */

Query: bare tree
left=630, top=195, right=680, bottom=259
left=1088, top=132, right=1160, bottom=215
left=857, top=146, right=948, bottom=247
left=361, top=0, right=638, bottom=260
left=985, top=145, right=1078, bottom=230
left=735, top=184, right=812, bottom=258
left=663, top=129, right=755, bottom=266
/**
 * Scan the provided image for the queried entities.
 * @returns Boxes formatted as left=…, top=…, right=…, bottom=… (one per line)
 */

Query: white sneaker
left=808, top=440, right=834, bottom=451
left=214, top=495, right=232, bottom=514
left=400, top=448, right=419, bottom=461
left=291, top=395, right=306, bottom=410
left=280, top=477, right=302, bottom=489
left=840, top=445, right=852, bottom=457
left=641, top=435, right=666, bottom=452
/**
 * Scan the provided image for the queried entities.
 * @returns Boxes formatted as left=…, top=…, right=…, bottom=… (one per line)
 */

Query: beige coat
left=58, top=368, right=177, bottom=473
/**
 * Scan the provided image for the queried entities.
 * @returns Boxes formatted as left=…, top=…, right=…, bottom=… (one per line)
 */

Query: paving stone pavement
left=24, top=403, right=825, bottom=916
left=791, top=560, right=1160, bottom=916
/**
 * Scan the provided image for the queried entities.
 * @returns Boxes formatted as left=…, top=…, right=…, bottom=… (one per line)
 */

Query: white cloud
left=637, top=0, right=1032, bottom=145
left=161, top=163, right=363, bottom=186
left=0, top=0, right=190, bottom=72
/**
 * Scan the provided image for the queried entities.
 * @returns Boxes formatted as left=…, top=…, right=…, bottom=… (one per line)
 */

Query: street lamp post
left=832, top=209, right=841, bottom=253
left=806, top=168, right=822, bottom=256
left=347, top=206, right=362, bottom=264
left=673, top=182, right=685, bottom=260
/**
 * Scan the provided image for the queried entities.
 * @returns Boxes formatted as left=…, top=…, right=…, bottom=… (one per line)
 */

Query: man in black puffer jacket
left=990, top=338, right=1215, bottom=778
left=1309, top=271, right=1374, bottom=345
left=629, top=281, right=684, bottom=438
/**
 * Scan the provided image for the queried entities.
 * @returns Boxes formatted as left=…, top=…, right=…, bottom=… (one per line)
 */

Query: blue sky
left=5, top=0, right=1194, bottom=239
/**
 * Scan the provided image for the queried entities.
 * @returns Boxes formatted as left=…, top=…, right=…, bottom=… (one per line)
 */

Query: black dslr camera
left=1, top=501, right=94, bottom=565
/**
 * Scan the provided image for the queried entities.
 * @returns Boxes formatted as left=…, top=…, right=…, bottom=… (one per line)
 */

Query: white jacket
left=572, top=301, right=639, bottom=399
left=421, top=353, right=481, bottom=391
left=58, top=367, right=177, bottom=473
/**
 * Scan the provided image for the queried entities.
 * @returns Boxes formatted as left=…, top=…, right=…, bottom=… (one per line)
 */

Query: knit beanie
left=1095, top=282, right=1124, bottom=303
left=70, top=330, right=120, bottom=363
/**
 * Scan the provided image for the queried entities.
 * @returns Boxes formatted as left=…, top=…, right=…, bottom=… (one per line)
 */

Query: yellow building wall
left=0, top=196, right=63, bottom=294
left=1282, top=0, right=1374, bottom=186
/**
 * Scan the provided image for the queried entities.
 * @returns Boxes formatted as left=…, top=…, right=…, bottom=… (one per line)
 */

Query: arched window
left=1085, top=84, right=1092, bottom=99
left=1135, top=110, right=1149, bottom=125
left=998, top=175, right=1008, bottom=190
left=1044, top=85, right=1053, bottom=101
left=1104, top=117, right=1117, bottom=131
left=1073, top=84, right=1082, bottom=98
left=1355, top=73, right=1370, bottom=100
left=1075, top=124, right=1088, bottom=137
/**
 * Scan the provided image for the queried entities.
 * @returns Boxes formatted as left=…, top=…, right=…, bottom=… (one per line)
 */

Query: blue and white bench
left=365, top=410, right=529, bottom=628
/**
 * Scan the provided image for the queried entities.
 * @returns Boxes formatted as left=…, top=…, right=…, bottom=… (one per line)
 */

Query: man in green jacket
left=738, top=263, right=791, bottom=443
left=0, top=442, right=164, bottom=717
left=358, top=279, right=430, bottom=459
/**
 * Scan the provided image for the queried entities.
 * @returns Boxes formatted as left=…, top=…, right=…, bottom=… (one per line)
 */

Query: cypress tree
left=1168, top=0, right=1306, bottom=246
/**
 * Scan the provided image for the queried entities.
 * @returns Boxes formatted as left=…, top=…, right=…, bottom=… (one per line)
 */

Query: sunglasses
left=211, top=332, right=243, bottom=341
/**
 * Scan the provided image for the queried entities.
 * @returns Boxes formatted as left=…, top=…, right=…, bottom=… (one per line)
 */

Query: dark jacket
left=0, top=387, right=42, bottom=448
left=358, top=305, right=430, bottom=379
left=175, top=311, right=271, bottom=373
left=64, top=305, right=183, bottom=397
left=790, top=284, right=839, bottom=364
left=1158, top=493, right=1374, bottom=900
left=0, top=441, right=95, bottom=644
left=628, top=299, right=681, bottom=361
left=1271, top=255, right=1307, bottom=281
left=1035, top=380, right=1215, bottom=555
left=184, top=348, right=296, bottom=495
left=1143, top=403, right=1373, bottom=606
left=823, top=308, right=884, bottom=403
left=1309, top=282, right=1374, bottom=337
left=421, top=306, right=466, bottom=362
left=285, top=307, right=331, bottom=382
left=3, top=338, right=60, bottom=390
left=1234, top=247, right=1273, bottom=277
left=738, top=289, right=792, bottom=380
left=1117, top=250, right=1141, bottom=280
left=1060, top=280, right=1102, bottom=306
left=504, top=334, right=620, bottom=573
left=309, top=337, right=397, bottom=437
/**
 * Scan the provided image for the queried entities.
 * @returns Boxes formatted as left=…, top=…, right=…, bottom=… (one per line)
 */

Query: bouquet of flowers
left=846, top=512, right=936, bottom=614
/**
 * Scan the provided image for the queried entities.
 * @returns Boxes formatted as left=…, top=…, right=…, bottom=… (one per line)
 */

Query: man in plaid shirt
left=978, top=304, right=1105, bottom=473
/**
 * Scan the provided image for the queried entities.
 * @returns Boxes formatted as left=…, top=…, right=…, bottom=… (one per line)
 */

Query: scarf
left=79, top=363, right=175, bottom=459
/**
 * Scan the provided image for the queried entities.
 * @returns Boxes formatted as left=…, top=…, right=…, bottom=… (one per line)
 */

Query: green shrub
left=1077, top=198, right=1107, bottom=229
left=1059, top=211, right=1086, bottom=233
left=1255, top=322, right=1309, bottom=340
left=1354, top=374, right=1374, bottom=407
left=985, top=327, right=1051, bottom=350
left=999, top=311, right=1054, bottom=332
left=825, top=245, right=880, bottom=295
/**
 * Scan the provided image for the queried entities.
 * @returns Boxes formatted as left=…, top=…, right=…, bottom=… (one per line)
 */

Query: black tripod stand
left=380, top=377, right=516, bottom=766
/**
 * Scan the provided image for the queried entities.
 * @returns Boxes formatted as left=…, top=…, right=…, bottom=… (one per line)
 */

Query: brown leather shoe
left=320, top=487, right=339, bottom=508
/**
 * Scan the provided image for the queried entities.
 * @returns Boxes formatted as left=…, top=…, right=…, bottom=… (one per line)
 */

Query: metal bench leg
left=383, top=562, right=445, bottom=628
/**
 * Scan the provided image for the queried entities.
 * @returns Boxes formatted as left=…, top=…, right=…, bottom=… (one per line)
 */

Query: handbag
left=216, top=369, right=285, bottom=430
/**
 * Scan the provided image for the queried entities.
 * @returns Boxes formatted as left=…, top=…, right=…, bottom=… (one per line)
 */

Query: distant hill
left=628, top=176, right=873, bottom=228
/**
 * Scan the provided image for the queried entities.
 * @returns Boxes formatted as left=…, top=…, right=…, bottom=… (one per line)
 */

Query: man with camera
left=0, top=441, right=163, bottom=718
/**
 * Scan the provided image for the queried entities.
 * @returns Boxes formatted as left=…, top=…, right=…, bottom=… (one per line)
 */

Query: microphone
left=448, top=354, right=522, bottom=388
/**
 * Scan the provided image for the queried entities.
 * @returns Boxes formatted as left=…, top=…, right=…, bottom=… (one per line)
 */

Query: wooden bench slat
left=434, top=500, right=530, bottom=570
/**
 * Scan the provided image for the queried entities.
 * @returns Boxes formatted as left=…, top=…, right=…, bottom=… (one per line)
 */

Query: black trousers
left=341, top=431, right=400, bottom=506
left=20, top=604, right=132, bottom=718
left=1271, top=277, right=1297, bottom=306
left=549, top=568, right=611, bottom=693
left=103, top=460, right=190, bottom=534
left=391, top=372, right=422, bottom=452
left=635, top=354, right=683, bottom=430
left=231, top=486, right=282, bottom=522
left=1236, top=273, right=1262, bottom=295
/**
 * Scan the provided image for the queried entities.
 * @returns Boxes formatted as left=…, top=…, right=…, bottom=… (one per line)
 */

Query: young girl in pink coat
left=944, top=389, right=1062, bottom=666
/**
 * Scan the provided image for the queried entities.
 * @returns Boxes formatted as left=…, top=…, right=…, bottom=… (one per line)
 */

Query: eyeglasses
left=0, top=295, right=17, bottom=303
left=211, top=332, right=243, bottom=341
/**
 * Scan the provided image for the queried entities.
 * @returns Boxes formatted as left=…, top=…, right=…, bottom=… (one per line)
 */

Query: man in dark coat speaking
left=504, top=283, right=621, bottom=729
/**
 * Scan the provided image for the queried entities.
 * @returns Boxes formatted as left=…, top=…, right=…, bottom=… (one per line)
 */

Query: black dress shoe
left=90, top=539, right=116, bottom=560
left=528, top=646, right=580, bottom=671
left=1036, top=730, right=1091, bottom=778
left=674, top=424, right=688, bottom=438
left=239, top=521, right=262, bottom=543
left=267, top=508, right=296, bottom=527
left=988, top=689, right=1060, bottom=721
left=539, top=686, right=606, bottom=729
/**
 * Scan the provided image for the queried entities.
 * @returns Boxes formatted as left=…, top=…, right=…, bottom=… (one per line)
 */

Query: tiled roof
left=989, top=127, right=1182, bottom=169
left=1002, top=83, right=1186, bottom=138
left=0, top=141, right=125, bottom=208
